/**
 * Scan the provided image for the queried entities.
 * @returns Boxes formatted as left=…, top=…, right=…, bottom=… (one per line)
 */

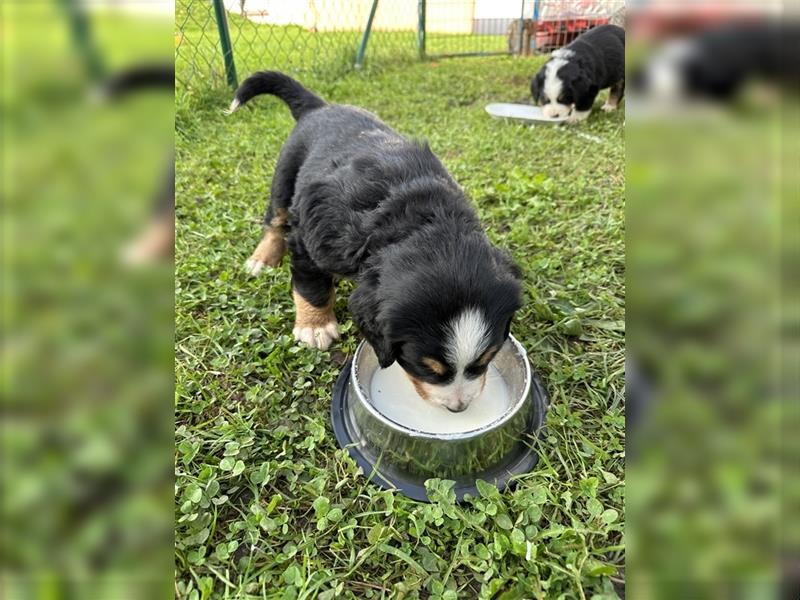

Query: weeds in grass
left=176, top=54, right=624, bottom=599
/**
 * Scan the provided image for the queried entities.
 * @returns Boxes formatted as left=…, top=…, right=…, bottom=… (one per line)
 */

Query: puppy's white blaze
left=417, top=308, right=491, bottom=411
left=445, top=307, right=490, bottom=371
left=542, top=52, right=574, bottom=118
left=649, top=63, right=683, bottom=101
left=647, top=39, right=695, bottom=101
left=543, top=57, right=567, bottom=105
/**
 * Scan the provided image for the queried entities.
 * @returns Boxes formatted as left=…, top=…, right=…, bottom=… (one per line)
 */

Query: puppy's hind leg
left=244, top=141, right=302, bottom=275
left=602, top=80, right=625, bottom=112
left=244, top=207, right=288, bottom=275
left=289, top=239, right=339, bottom=350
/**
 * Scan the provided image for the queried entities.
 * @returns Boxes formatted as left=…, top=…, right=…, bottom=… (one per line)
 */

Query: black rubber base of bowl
left=330, top=359, right=548, bottom=503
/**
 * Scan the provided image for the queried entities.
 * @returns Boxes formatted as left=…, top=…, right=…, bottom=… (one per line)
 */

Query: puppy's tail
left=98, top=64, right=174, bottom=99
left=225, top=71, right=325, bottom=120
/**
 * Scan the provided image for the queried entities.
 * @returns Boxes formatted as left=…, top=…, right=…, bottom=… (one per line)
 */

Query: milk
left=368, top=361, right=511, bottom=434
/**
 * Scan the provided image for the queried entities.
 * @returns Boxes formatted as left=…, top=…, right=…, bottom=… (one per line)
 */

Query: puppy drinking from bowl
left=531, top=24, right=626, bottom=123
left=227, top=71, right=521, bottom=414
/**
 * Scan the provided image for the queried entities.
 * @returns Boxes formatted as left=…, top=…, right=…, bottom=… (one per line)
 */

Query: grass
left=175, top=52, right=624, bottom=598
left=4, top=3, right=174, bottom=594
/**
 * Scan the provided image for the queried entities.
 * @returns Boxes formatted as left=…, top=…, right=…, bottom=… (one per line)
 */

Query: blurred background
left=625, top=1, right=796, bottom=598
left=3, top=0, right=798, bottom=598
left=2, top=0, right=174, bottom=597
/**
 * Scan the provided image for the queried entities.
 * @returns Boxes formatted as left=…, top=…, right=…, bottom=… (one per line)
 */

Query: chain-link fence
left=176, top=0, right=418, bottom=92
left=176, top=0, right=625, bottom=93
left=507, top=0, right=625, bottom=56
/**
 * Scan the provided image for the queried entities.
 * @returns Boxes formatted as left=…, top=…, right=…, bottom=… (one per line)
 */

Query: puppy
left=631, top=22, right=798, bottom=104
left=98, top=64, right=176, bottom=265
left=227, top=72, right=522, bottom=413
left=531, top=24, right=625, bottom=123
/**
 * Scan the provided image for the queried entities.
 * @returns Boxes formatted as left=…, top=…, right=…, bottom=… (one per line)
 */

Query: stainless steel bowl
left=331, top=334, right=548, bottom=501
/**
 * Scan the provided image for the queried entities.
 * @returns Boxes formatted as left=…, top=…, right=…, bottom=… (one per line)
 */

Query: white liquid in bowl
left=368, top=362, right=512, bottom=434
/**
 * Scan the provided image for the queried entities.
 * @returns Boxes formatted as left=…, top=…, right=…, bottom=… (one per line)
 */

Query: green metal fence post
left=417, top=0, right=426, bottom=60
left=354, top=0, right=380, bottom=70
left=212, top=0, right=238, bottom=88
left=517, top=0, right=526, bottom=55
left=58, top=0, right=104, bottom=82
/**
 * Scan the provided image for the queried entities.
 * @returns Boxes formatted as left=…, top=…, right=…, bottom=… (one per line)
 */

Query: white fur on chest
left=542, top=48, right=575, bottom=118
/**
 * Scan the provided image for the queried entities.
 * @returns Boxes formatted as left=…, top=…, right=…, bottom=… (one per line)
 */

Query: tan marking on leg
left=603, top=82, right=624, bottom=112
left=292, top=288, right=339, bottom=350
left=245, top=228, right=286, bottom=271
left=244, top=208, right=288, bottom=274
left=121, top=212, right=174, bottom=265
left=269, top=208, right=288, bottom=227
left=601, top=96, right=619, bottom=111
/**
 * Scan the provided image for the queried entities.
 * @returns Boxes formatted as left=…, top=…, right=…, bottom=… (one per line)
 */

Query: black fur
left=104, top=65, right=175, bottom=216
left=234, top=71, right=522, bottom=371
left=101, top=63, right=174, bottom=99
left=531, top=24, right=625, bottom=113
left=233, top=71, right=325, bottom=120
left=104, top=64, right=175, bottom=260
left=632, top=22, right=799, bottom=102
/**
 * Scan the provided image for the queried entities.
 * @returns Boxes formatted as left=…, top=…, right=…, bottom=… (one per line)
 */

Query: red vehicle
left=533, top=16, right=610, bottom=51
left=508, top=1, right=620, bottom=55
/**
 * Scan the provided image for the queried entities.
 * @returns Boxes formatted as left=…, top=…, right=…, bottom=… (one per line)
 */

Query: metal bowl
left=331, top=334, right=548, bottom=502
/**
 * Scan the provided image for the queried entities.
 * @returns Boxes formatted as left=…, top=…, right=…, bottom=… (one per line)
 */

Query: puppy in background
left=95, top=64, right=175, bottom=265
left=630, top=21, right=798, bottom=105
left=531, top=24, right=625, bottom=123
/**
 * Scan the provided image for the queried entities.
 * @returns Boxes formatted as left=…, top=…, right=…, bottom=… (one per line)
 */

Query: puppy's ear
left=492, top=247, right=523, bottom=281
left=349, top=271, right=396, bottom=368
left=574, top=72, right=600, bottom=111
left=489, top=248, right=524, bottom=323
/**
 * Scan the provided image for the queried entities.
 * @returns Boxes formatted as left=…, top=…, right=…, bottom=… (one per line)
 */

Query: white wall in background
left=475, top=0, right=525, bottom=20
left=222, top=0, right=474, bottom=33
left=86, top=0, right=173, bottom=15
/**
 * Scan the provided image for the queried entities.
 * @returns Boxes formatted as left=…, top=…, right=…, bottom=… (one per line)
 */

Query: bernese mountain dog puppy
left=531, top=24, right=625, bottom=123
left=631, top=22, right=797, bottom=104
left=227, top=72, right=522, bottom=413
left=98, top=64, right=176, bottom=265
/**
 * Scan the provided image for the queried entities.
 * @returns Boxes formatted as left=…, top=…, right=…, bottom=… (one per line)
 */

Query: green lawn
left=3, top=3, right=174, bottom=595
left=175, top=51, right=624, bottom=598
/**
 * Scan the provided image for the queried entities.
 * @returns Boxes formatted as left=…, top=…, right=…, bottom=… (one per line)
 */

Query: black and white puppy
left=531, top=24, right=625, bottom=123
left=98, top=64, right=176, bottom=264
left=228, top=72, right=522, bottom=413
left=631, top=22, right=798, bottom=104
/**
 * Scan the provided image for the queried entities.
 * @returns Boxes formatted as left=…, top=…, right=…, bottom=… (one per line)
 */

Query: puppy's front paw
left=601, top=102, right=617, bottom=112
left=292, top=288, right=339, bottom=350
left=567, top=109, right=591, bottom=123
left=293, top=321, right=339, bottom=350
